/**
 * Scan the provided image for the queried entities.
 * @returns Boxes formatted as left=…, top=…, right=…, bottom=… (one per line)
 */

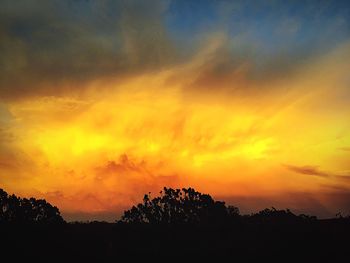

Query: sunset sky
left=1, top=0, right=350, bottom=221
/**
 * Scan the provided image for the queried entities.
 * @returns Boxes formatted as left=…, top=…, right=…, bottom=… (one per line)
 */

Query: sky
left=0, top=0, right=350, bottom=221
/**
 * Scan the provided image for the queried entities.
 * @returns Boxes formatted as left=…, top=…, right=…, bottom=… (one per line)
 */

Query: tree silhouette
left=120, top=187, right=240, bottom=224
left=247, top=207, right=317, bottom=223
left=0, top=188, right=64, bottom=223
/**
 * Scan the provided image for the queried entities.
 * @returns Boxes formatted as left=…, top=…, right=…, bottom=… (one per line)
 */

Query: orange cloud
left=0, top=31, right=350, bottom=220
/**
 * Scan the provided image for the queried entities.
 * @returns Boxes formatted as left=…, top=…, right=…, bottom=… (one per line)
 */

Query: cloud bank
left=1, top=0, right=350, bottom=220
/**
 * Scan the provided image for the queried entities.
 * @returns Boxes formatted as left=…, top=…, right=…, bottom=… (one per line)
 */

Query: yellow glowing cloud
left=1, top=42, right=350, bottom=218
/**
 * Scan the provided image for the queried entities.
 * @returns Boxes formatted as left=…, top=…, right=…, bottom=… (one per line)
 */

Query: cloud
left=284, top=164, right=350, bottom=183
left=1, top=0, right=349, bottom=101
left=0, top=0, right=176, bottom=100
left=336, top=175, right=350, bottom=181
left=1, top=0, right=350, bottom=221
left=33, top=154, right=183, bottom=216
left=339, top=147, right=350, bottom=152
left=94, top=154, right=179, bottom=186
left=94, top=154, right=151, bottom=180
left=283, top=164, right=330, bottom=177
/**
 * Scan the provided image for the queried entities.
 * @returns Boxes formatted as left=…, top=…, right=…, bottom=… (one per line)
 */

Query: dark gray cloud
left=0, top=105, right=17, bottom=173
left=0, top=0, right=176, bottom=100
left=1, top=0, right=349, bottom=101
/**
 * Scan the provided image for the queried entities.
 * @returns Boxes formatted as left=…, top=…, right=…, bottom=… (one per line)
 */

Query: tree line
left=0, top=187, right=348, bottom=224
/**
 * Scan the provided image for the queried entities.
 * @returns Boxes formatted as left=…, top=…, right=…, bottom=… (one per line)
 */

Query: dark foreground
left=1, top=219, right=349, bottom=262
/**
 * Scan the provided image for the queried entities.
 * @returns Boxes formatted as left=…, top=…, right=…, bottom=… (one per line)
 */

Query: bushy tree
left=121, top=187, right=240, bottom=224
left=247, top=207, right=317, bottom=223
left=0, top=188, right=64, bottom=223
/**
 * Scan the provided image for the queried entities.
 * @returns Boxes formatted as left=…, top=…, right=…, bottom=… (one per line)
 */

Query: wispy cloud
left=339, top=147, right=350, bottom=152
left=1, top=0, right=349, bottom=101
left=283, top=164, right=330, bottom=177
left=284, top=164, right=350, bottom=183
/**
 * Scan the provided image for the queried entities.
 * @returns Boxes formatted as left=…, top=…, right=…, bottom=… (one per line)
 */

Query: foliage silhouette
left=0, top=186, right=349, bottom=261
left=246, top=207, right=316, bottom=223
left=120, top=187, right=326, bottom=225
left=120, top=187, right=239, bottom=224
left=0, top=188, right=64, bottom=223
